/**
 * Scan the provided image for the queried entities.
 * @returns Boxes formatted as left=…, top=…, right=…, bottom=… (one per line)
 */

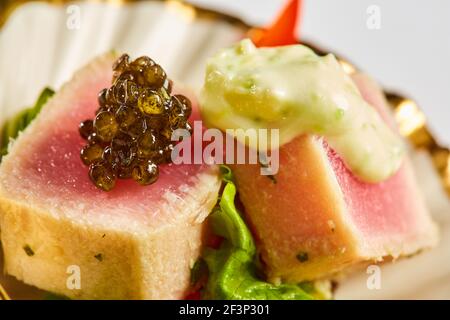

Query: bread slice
left=231, top=73, right=438, bottom=283
left=0, top=54, right=221, bottom=299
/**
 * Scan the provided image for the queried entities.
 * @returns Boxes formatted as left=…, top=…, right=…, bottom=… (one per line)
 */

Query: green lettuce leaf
left=0, top=87, right=54, bottom=160
left=202, top=165, right=323, bottom=300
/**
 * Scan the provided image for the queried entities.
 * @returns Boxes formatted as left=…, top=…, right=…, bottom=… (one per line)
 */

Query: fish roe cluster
left=79, top=54, right=192, bottom=191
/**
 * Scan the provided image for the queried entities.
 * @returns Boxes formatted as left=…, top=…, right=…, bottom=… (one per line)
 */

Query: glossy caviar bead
left=162, top=144, right=174, bottom=162
left=131, top=56, right=154, bottom=70
left=150, top=149, right=165, bottom=165
left=87, top=132, right=103, bottom=145
left=169, top=111, right=186, bottom=130
left=112, top=53, right=130, bottom=72
left=159, top=86, right=171, bottom=101
left=89, top=161, right=116, bottom=191
left=114, top=71, right=135, bottom=86
left=113, top=80, right=128, bottom=104
left=96, top=105, right=108, bottom=115
left=163, top=78, right=173, bottom=94
left=185, top=122, right=193, bottom=135
left=160, top=127, right=173, bottom=140
left=111, top=132, right=136, bottom=167
left=105, top=87, right=116, bottom=105
left=106, top=104, right=119, bottom=114
left=145, top=114, right=168, bottom=131
left=102, top=146, right=113, bottom=164
left=98, top=88, right=108, bottom=107
left=115, top=105, right=138, bottom=130
left=112, top=55, right=130, bottom=83
left=129, top=57, right=154, bottom=86
left=117, top=79, right=139, bottom=105
left=132, top=160, right=159, bottom=185
left=171, top=117, right=186, bottom=131
left=111, top=131, right=133, bottom=150
left=127, top=116, right=147, bottom=139
left=94, top=111, right=118, bottom=142
left=137, top=89, right=164, bottom=115
left=173, top=94, right=192, bottom=118
left=79, top=120, right=94, bottom=140
left=137, top=131, right=158, bottom=158
left=112, top=153, right=137, bottom=179
left=144, top=64, right=166, bottom=88
left=116, top=165, right=134, bottom=179
left=80, top=143, right=104, bottom=165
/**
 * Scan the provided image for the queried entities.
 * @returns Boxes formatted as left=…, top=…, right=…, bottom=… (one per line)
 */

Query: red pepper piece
left=250, top=0, right=302, bottom=47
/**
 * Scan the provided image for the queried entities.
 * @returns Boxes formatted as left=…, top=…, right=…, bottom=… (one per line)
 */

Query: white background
left=190, top=0, right=450, bottom=147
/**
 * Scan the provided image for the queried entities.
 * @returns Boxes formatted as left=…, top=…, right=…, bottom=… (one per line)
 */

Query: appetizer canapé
left=201, top=40, right=437, bottom=283
left=0, top=39, right=438, bottom=300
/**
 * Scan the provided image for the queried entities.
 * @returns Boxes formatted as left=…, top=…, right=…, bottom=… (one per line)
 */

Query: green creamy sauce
left=200, top=39, right=404, bottom=182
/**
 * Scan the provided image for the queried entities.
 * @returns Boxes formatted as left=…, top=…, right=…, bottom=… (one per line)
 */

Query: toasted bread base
left=0, top=171, right=220, bottom=300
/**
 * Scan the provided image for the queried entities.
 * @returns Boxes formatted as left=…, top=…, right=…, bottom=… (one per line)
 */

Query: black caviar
left=79, top=54, right=192, bottom=191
